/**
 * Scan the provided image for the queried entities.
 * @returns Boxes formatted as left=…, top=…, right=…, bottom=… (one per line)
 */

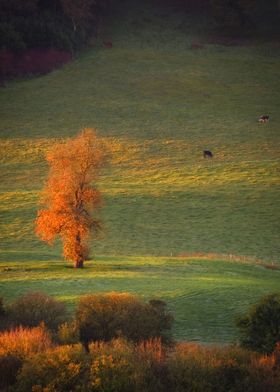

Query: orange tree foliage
left=36, top=128, right=108, bottom=268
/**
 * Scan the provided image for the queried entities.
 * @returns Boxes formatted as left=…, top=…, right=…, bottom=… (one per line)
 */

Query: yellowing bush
left=16, top=344, right=88, bottom=392
left=7, top=291, right=68, bottom=331
left=7, top=339, right=280, bottom=392
left=90, top=353, right=134, bottom=392
left=89, top=338, right=167, bottom=392
left=0, top=324, right=53, bottom=359
left=76, top=292, right=173, bottom=349
left=167, top=343, right=280, bottom=392
left=57, top=321, right=79, bottom=345
left=0, top=325, right=53, bottom=390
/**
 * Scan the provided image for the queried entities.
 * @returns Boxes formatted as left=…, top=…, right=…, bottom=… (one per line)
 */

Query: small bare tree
left=36, top=128, right=107, bottom=268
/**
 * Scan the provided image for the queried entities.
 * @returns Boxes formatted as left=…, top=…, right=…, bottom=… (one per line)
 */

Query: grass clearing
left=1, top=256, right=279, bottom=343
left=0, top=0, right=279, bottom=343
left=0, top=134, right=279, bottom=260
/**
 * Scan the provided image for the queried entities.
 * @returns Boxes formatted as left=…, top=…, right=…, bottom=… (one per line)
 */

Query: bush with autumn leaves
left=2, top=336, right=280, bottom=392
left=0, top=291, right=280, bottom=391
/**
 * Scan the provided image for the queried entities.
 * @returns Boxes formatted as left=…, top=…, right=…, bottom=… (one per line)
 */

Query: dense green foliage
left=0, top=0, right=113, bottom=52
left=76, top=293, right=173, bottom=348
left=210, top=0, right=280, bottom=34
left=236, top=293, right=280, bottom=354
left=165, top=0, right=280, bottom=35
left=1, top=0, right=279, bottom=53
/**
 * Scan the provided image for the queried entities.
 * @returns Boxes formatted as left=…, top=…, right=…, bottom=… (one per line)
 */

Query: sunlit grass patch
left=1, top=155, right=278, bottom=260
left=0, top=138, right=53, bottom=165
left=0, top=257, right=279, bottom=343
left=0, top=191, right=38, bottom=211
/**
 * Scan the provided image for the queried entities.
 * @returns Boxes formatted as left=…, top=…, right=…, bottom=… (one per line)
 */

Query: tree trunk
left=74, top=232, right=84, bottom=268
left=71, top=17, right=77, bottom=33
left=74, top=257, right=84, bottom=268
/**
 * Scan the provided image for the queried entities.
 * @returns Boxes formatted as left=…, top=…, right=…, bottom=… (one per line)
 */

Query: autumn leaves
left=36, top=129, right=108, bottom=268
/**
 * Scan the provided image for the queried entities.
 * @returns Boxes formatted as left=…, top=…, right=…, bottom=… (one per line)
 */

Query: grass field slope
left=1, top=257, right=279, bottom=343
left=0, top=0, right=279, bottom=343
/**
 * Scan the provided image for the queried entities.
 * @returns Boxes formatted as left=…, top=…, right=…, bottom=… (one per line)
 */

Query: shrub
left=15, top=344, right=89, bottom=392
left=0, top=324, right=53, bottom=359
left=136, top=339, right=169, bottom=392
left=167, top=343, right=280, bottom=392
left=10, top=340, right=280, bottom=392
left=0, top=324, right=52, bottom=388
left=17, top=340, right=142, bottom=392
left=147, top=299, right=173, bottom=341
left=236, top=293, right=280, bottom=354
left=16, top=339, right=159, bottom=392
left=76, top=292, right=173, bottom=349
left=57, top=321, right=79, bottom=345
left=7, top=291, right=68, bottom=331
left=0, top=297, right=5, bottom=316
left=0, top=22, right=26, bottom=51
left=89, top=341, right=136, bottom=392
left=0, top=354, right=22, bottom=390
left=167, top=344, right=214, bottom=392
left=274, top=342, right=280, bottom=367
left=89, top=338, right=167, bottom=392
left=0, top=297, right=9, bottom=331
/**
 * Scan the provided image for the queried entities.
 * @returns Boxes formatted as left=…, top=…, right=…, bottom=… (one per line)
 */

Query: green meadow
left=1, top=257, right=279, bottom=343
left=0, top=0, right=279, bottom=343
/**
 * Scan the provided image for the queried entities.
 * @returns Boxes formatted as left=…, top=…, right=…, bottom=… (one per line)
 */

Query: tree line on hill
left=210, top=0, right=280, bottom=34
left=1, top=0, right=279, bottom=54
left=0, top=0, right=279, bottom=81
left=0, top=0, right=119, bottom=80
left=0, top=0, right=114, bottom=53
left=162, top=0, right=280, bottom=36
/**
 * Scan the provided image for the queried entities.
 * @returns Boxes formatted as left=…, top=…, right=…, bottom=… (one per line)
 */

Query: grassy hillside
left=0, top=0, right=279, bottom=343
left=1, top=257, right=279, bottom=343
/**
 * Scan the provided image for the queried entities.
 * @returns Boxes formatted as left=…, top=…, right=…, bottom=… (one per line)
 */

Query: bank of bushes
left=1, top=334, right=280, bottom=392
left=0, top=291, right=280, bottom=391
left=0, top=291, right=173, bottom=345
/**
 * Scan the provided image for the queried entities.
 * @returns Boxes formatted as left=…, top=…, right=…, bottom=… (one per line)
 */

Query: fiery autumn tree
left=36, top=128, right=107, bottom=268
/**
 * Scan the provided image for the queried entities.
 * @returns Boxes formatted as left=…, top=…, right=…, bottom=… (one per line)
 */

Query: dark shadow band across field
left=0, top=256, right=279, bottom=343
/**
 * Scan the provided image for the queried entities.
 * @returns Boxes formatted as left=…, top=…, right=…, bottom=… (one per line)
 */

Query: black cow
left=203, top=150, right=213, bottom=158
left=258, top=115, right=269, bottom=123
